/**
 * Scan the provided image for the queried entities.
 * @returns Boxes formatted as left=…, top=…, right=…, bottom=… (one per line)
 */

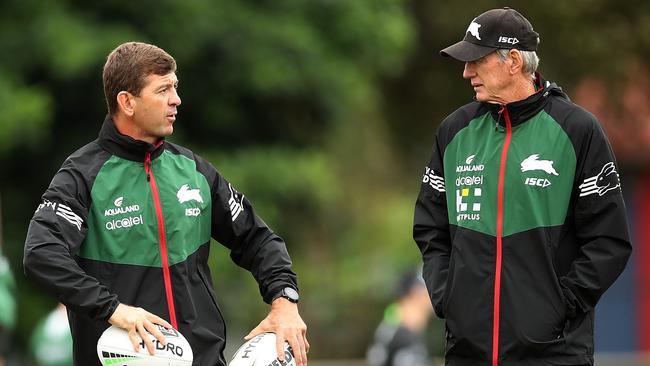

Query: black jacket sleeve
left=413, top=133, right=451, bottom=318
left=560, top=115, right=632, bottom=317
left=23, top=158, right=119, bottom=320
left=200, top=159, right=298, bottom=304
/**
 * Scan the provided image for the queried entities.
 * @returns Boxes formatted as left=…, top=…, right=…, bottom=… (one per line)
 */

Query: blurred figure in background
left=367, top=269, right=433, bottom=366
left=0, top=249, right=16, bottom=366
left=30, top=304, right=73, bottom=366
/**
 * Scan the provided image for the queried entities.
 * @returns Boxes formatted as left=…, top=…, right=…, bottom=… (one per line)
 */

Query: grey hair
left=496, top=49, right=539, bottom=79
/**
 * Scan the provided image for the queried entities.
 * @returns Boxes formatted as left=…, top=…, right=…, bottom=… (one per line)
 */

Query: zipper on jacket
left=144, top=147, right=178, bottom=330
left=492, top=105, right=512, bottom=366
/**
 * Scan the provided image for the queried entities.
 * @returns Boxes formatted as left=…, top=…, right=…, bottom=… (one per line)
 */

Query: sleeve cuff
left=101, top=297, right=120, bottom=322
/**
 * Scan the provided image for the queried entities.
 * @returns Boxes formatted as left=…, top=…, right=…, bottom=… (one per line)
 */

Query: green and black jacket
left=413, top=75, right=631, bottom=366
left=24, top=116, right=298, bottom=366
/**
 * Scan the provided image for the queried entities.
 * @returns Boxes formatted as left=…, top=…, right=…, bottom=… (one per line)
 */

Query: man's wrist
left=105, top=299, right=122, bottom=322
left=271, top=287, right=300, bottom=304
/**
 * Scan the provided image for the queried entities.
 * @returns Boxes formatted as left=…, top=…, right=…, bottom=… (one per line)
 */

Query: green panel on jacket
left=503, top=110, right=576, bottom=236
left=444, top=110, right=576, bottom=236
left=79, top=151, right=211, bottom=266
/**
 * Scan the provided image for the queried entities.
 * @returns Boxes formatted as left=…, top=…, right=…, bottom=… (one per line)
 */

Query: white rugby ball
left=97, top=324, right=193, bottom=366
left=230, top=332, right=295, bottom=366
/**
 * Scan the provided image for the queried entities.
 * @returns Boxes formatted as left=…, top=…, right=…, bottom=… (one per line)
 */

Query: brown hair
left=102, top=42, right=177, bottom=115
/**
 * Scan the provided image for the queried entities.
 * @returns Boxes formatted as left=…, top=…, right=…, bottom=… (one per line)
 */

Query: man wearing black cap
left=366, top=269, right=433, bottom=366
left=413, top=7, right=631, bottom=366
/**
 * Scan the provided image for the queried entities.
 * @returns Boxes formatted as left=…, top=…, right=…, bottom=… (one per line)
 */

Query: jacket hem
left=445, top=354, right=593, bottom=366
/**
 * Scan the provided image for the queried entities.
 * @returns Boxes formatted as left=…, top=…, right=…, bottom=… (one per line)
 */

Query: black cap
left=440, top=7, right=539, bottom=62
left=395, top=268, right=425, bottom=299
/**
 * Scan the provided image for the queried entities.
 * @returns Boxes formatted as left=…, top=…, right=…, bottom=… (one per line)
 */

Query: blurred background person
left=0, top=248, right=16, bottom=366
left=29, top=304, right=73, bottom=366
left=367, top=269, right=434, bottom=366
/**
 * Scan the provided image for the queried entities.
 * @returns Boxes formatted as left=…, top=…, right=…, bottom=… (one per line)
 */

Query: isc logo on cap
left=498, top=36, right=519, bottom=45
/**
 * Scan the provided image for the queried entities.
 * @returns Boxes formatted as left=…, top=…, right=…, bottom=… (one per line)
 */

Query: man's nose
left=463, top=62, right=475, bottom=79
left=170, top=88, right=181, bottom=106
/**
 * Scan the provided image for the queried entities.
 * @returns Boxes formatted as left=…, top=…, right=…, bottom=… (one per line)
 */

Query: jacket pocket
left=445, top=322, right=490, bottom=360
left=440, top=252, right=455, bottom=318
left=499, top=231, right=569, bottom=358
left=197, top=265, right=226, bottom=327
left=442, top=237, right=493, bottom=359
left=500, top=292, right=567, bottom=359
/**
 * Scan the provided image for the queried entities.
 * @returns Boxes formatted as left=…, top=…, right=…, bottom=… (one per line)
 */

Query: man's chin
left=475, top=94, right=501, bottom=104
left=474, top=91, right=490, bottom=102
left=160, top=126, right=174, bottom=137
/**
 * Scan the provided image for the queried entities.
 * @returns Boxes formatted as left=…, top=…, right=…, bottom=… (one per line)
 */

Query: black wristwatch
left=273, top=287, right=300, bottom=303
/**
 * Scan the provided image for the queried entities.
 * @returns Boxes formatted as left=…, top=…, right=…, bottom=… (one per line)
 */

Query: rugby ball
left=97, top=325, right=193, bottom=366
left=230, top=332, right=295, bottom=366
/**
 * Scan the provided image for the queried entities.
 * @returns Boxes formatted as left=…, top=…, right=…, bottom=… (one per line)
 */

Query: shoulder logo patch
left=422, top=166, right=445, bottom=193
left=228, top=183, right=244, bottom=221
left=579, top=162, right=620, bottom=197
left=521, top=154, right=559, bottom=176
left=177, top=184, right=203, bottom=204
left=35, top=199, right=83, bottom=231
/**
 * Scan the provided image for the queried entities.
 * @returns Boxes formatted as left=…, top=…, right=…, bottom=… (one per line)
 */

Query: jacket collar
left=97, top=115, right=165, bottom=162
left=486, top=73, right=568, bottom=127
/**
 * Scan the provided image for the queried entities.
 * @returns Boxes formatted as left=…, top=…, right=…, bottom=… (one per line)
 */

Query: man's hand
left=245, top=298, right=309, bottom=366
left=108, top=303, right=172, bottom=355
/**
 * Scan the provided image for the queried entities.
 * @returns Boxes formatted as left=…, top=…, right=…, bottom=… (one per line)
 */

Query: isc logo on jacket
left=521, top=154, right=558, bottom=189
left=177, top=184, right=203, bottom=217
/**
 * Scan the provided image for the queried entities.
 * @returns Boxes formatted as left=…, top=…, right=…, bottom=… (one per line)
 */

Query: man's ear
left=508, top=49, right=523, bottom=75
left=116, top=91, right=136, bottom=117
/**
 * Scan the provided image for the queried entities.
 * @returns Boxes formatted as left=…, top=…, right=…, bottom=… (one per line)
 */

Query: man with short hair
left=413, top=8, right=631, bottom=366
left=24, top=42, right=308, bottom=366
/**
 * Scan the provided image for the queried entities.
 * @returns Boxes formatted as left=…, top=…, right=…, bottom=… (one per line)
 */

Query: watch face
left=284, top=287, right=299, bottom=301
